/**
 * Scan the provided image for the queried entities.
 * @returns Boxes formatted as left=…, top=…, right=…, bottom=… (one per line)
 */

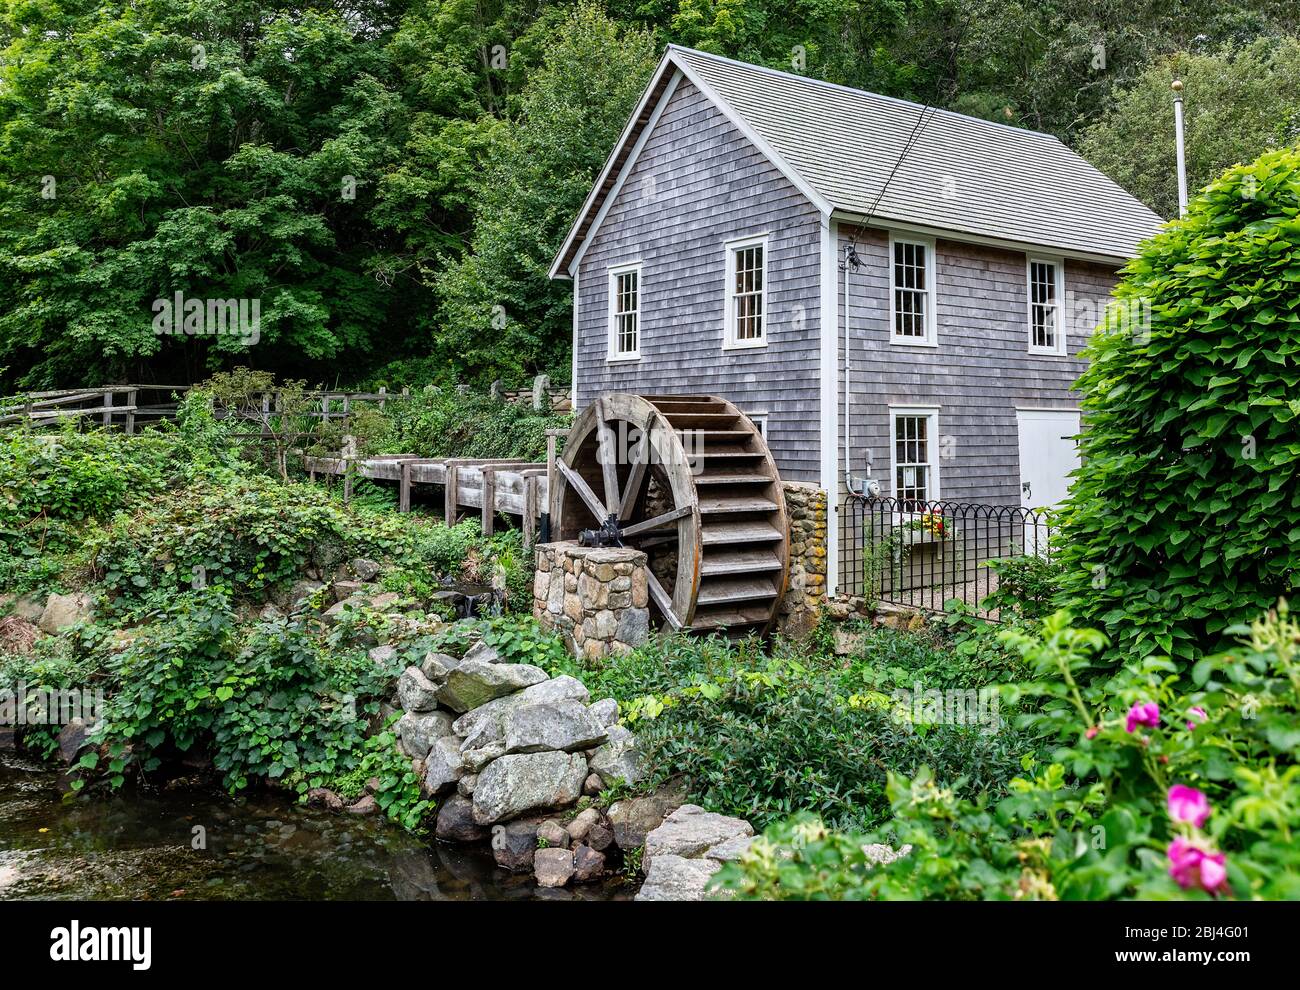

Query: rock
left=583, top=773, right=604, bottom=796
left=259, top=604, right=286, bottom=622
left=332, top=580, right=368, bottom=602
left=397, top=710, right=455, bottom=759
left=565, top=807, right=602, bottom=843
left=457, top=773, right=478, bottom=798
left=422, top=736, right=465, bottom=795
left=347, top=794, right=379, bottom=815
left=397, top=666, right=440, bottom=713
left=587, top=698, right=619, bottom=727
left=364, top=776, right=381, bottom=795
left=537, top=819, right=570, bottom=849
left=607, top=783, right=689, bottom=851
left=587, top=822, right=614, bottom=852
left=349, top=557, right=382, bottom=581
left=306, top=787, right=344, bottom=812
left=368, top=644, right=398, bottom=669
left=589, top=724, right=643, bottom=787
left=472, top=752, right=588, bottom=825
left=461, top=640, right=501, bottom=665
left=437, top=661, right=549, bottom=713
left=533, top=847, right=575, bottom=888
left=2, top=593, right=45, bottom=622
left=0, top=727, right=15, bottom=750
left=451, top=676, right=591, bottom=744
left=491, top=819, right=540, bottom=872
left=286, top=579, right=326, bottom=609
left=642, top=805, right=754, bottom=873
left=615, top=607, right=650, bottom=647
left=504, top=700, right=608, bottom=754
left=703, top=834, right=756, bottom=863
left=420, top=652, right=459, bottom=685
left=572, top=845, right=606, bottom=883
left=461, top=741, right=506, bottom=773
left=435, top=794, right=489, bottom=842
left=37, top=593, right=94, bottom=635
left=635, top=855, right=722, bottom=901
left=56, top=718, right=89, bottom=763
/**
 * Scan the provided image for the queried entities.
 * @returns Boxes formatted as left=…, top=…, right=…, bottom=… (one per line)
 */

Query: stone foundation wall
left=777, top=482, right=828, bottom=638
left=533, top=543, right=650, bottom=661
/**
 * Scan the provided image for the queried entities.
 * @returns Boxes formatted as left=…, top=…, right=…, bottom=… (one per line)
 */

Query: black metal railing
left=839, top=494, right=1054, bottom=618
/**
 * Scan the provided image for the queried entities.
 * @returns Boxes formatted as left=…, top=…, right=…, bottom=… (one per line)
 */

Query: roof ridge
left=665, top=44, right=1062, bottom=143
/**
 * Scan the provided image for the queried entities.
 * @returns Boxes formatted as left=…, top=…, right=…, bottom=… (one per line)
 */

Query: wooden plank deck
left=302, top=453, right=550, bottom=542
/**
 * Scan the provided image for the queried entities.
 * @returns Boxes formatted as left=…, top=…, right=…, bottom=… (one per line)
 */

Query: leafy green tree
left=432, top=3, right=656, bottom=384
left=1079, top=38, right=1300, bottom=219
left=1055, top=147, right=1300, bottom=667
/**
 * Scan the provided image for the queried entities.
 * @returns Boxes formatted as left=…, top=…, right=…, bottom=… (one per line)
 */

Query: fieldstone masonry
left=778, top=482, right=828, bottom=638
left=533, top=543, right=650, bottom=661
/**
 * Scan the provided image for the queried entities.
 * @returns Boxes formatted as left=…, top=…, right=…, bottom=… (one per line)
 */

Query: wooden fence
left=0, top=376, right=571, bottom=433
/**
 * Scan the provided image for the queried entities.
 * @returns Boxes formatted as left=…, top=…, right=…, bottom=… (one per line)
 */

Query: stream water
left=0, top=752, right=630, bottom=901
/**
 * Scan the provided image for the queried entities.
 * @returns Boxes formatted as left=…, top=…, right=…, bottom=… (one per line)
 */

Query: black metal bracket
left=578, top=513, right=624, bottom=548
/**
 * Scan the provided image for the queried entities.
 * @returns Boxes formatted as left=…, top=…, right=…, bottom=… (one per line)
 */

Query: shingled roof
left=551, top=46, right=1163, bottom=277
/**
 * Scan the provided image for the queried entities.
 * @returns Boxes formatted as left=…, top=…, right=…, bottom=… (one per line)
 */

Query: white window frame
left=1026, top=255, right=1067, bottom=356
left=607, top=261, right=642, bottom=362
left=745, top=411, right=769, bottom=438
left=723, top=233, right=769, bottom=350
left=888, top=233, right=938, bottom=347
left=889, top=406, right=941, bottom=505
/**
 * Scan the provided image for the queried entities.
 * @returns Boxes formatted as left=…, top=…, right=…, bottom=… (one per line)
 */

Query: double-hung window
left=891, top=407, right=940, bottom=507
left=1027, top=256, right=1066, bottom=355
left=724, top=235, right=768, bottom=348
left=890, top=235, right=937, bottom=346
left=607, top=263, right=641, bottom=360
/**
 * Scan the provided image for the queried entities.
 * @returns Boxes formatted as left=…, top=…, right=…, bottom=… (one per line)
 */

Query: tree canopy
left=2, top=0, right=1298, bottom=391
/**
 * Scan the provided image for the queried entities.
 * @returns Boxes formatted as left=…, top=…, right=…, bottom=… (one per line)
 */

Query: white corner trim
left=819, top=213, right=839, bottom=597
left=671, top=55, right=834, bottom=217
left=571, top=268, right=580, bottom=409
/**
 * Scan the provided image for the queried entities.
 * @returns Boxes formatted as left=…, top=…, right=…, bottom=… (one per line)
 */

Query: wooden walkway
left=303, top=454, right=552, bottom=545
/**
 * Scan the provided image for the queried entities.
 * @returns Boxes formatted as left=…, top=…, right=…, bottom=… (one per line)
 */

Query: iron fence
left=839, top=494, right=1055, bottom=618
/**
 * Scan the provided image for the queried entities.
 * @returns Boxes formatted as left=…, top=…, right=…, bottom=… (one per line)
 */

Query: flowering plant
left=719, top=603, right=1300, bottom=900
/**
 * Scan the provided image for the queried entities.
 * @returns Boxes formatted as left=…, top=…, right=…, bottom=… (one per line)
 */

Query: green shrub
left=86, top=477, right=353, bottom=600
left=1056, top=147, right=1300, bottom=667
left=719, top=606, right=1300, bottom=900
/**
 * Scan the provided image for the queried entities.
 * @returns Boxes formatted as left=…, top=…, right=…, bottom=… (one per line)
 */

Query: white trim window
left=889, top=234, right=937, bottom=346
left=890, top=407, right=940, bottom=506
left=1026, top=256, right=1066, bottom=355
left=607, top=262, right=641, bottom=361
left=724, top=234, right=768, bottom=348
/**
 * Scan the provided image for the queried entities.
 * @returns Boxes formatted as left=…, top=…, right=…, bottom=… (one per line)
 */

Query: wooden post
left=523, top=474, right=539, bottom=547
left=102, top=389, right=112, bottom=428
left=125, top=389, right=137, bottom=435
left=445, top=464, right=460, bottom=524
left=378, top=386, right=387, bottom=413
left=261, top=393, right=271, bottom=437
left=481, top=468, right=496, bottom=536
left=399, top=460, right=412, bottom=513
left=545, top=431, right=560, bottom=519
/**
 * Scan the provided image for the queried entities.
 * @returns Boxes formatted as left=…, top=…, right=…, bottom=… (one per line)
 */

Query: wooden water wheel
left=551, top=394, right=789, bottom=637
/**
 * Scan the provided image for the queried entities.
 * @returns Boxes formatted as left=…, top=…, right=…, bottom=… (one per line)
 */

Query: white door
left=1015, top=409, right=1080, bottom=554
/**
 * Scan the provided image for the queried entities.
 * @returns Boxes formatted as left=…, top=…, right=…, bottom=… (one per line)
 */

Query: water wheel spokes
left=553, top=394, right=789, bottom=637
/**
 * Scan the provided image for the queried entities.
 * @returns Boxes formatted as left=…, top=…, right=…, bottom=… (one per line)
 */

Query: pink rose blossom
left=1126, top=701, right=1160, bottom=733
left=1085, top=726, right=1099, bottom=740
left=1167, top=784, right=1211, bottom=828
left=1187, top=706, right=1207, bottom=730
left=1167, top=838, right=1229, bottom=896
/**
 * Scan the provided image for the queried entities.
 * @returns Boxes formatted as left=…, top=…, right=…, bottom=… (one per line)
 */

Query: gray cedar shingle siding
left=835, top=224, right=1119, bottom=504
left=575, top=75, right=824, bottom=483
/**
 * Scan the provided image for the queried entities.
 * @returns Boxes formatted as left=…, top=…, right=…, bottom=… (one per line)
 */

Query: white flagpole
left=1172, top=80, right=1188, bottom=217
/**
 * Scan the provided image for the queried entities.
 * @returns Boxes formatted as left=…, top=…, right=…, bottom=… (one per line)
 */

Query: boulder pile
left=388, top=638, right=664, bottom=889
